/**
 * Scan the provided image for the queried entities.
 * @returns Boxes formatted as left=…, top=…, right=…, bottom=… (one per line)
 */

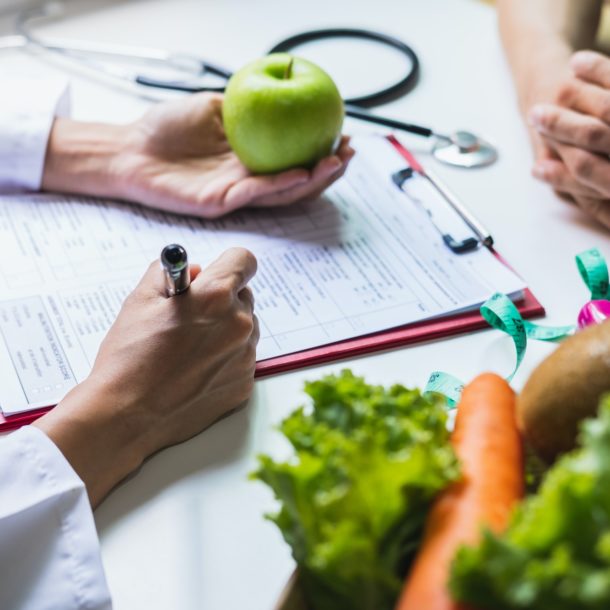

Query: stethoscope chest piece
left=432, top=131, right=498, bottom=169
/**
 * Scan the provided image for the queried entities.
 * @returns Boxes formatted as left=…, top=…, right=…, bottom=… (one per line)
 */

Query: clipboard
left=0, top=139, right=545, bottom=431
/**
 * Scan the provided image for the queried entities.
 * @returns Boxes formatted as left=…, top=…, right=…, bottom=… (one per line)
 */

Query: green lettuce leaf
left=251, top=370, right=458, bottom=610
left=450, top=396, right=610, bottom=610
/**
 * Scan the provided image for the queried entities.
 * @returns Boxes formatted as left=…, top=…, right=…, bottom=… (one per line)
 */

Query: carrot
left=395, top=373, right=524, bottom=610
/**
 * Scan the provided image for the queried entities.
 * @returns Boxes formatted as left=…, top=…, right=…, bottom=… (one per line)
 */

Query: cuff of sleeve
left=4, top=426, right=112, bottom=609
left=0, top=79, right=71, bottom=192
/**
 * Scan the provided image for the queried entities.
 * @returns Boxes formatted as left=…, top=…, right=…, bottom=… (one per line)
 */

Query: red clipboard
left=0, top=139, right=545, bottom=431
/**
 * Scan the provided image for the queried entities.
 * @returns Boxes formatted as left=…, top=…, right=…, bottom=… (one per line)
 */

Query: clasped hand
left=527, top=51, right=610, bottom=228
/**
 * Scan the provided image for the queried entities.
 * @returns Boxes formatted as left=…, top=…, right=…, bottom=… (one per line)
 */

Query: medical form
left=0, top=136, right=525, bottom=415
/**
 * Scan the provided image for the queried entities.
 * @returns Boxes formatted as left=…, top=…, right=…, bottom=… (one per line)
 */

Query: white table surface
left=2, top=1, right=610, bottom=609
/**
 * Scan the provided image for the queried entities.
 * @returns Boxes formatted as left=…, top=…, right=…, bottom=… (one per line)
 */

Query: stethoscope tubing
left=267, top=28, right=420, bottom=107
left=344, top=104, right=433, bottom=138
left=134, top=28, right=436, bottom=139
left=268, top=27, right=436, bottom=140
left=13, top=15, right=438, bottom=141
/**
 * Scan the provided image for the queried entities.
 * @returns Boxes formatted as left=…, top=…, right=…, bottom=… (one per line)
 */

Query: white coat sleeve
left=0, top=425, right=112, bottom=610
left=0, top=79, right=71, bottom=192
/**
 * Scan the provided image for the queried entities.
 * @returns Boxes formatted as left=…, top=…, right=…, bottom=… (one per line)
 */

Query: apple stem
left=283, top=57, right=294, bottom=80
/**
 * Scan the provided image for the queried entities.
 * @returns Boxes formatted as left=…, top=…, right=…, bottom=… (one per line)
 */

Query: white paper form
left=0, top=136, right=525, bottom=414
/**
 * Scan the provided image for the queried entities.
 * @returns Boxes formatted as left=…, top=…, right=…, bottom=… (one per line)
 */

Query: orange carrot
left=395, top=373, right=524, bottom=610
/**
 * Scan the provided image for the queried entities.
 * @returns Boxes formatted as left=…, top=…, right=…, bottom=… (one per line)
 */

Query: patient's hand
left=527, top=51, right=610, bottom=228
left=43, top=93, right=354, bottom=218
left=35, top=248, right=259, bottom=507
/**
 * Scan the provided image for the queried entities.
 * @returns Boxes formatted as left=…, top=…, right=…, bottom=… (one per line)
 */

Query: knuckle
left=233, top=247, right=257, bottom=270
left=203, top=278, right=234, bottom=308
left=233, top=310, right=254, bottom=337
left=213, top=248, right=257, bottom=289
left=542, top=109, right=559, bottom=131
left=570, top=151, right=594, bottom=179
left=555, top=81, right=575, bottom=107
left=227, top=246, right=252, bottom=260
left=584, top=124, right=606, bottom=147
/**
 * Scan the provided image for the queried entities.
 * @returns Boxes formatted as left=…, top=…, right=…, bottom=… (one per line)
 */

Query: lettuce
left=252, top=370, right=458, bottom=610
left=450, top=396, right=610, bottom=610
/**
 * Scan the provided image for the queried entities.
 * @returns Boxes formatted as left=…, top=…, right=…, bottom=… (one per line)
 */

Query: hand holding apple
left=44, top=91, right=353, bottom=218
left=223, top=53, right=345, bottom=174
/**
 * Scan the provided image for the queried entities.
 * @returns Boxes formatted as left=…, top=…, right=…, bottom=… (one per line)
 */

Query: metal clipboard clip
left=391, top=166, right=493, bottom=254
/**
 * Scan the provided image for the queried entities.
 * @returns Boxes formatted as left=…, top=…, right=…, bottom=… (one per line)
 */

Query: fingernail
left=528, top=105, right=547, bottom=129
left=570, top=51, right=596, bottom=74
left=532, top=163, right=547, bottom=180
left=326, top=157, right=343, bottom=174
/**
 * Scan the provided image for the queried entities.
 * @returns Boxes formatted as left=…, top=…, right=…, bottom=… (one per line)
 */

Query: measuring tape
left=424, top=247, right=607, bottom=407
left=576, top=247, right=610, bottom=299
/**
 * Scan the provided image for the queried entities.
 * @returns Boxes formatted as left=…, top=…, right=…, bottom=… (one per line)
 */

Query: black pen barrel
left=344, top=105, right=433, bottom=138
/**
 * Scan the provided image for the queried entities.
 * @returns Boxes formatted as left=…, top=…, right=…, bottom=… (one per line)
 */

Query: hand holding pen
left=36, top=247, right=259, bottom=507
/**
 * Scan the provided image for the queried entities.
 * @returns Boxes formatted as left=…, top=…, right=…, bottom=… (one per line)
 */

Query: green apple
left=223, top=53, right=344, bottom=174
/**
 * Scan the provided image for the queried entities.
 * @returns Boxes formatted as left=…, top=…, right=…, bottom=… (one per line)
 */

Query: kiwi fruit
left=518, top=318, right=610, bottom=462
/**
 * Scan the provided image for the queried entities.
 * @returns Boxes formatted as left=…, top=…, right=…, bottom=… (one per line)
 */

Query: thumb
left=190, top=263, right=202, bottom=281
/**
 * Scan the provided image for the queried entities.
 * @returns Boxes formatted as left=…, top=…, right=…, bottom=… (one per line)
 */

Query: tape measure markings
left=424, top=247, right=606, bottom=408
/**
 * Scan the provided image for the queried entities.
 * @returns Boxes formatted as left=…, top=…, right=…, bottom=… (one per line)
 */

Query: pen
left=424, top=169, right=494, bottom=248
left=160, top=244, right=190, bottom=296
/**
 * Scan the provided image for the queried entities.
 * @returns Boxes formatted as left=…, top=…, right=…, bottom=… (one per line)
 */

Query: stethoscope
left=4, top=6, right=498, bottom=169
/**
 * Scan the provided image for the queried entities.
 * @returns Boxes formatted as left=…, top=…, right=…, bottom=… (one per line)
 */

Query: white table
left=1, top=1, right=609, bottom=608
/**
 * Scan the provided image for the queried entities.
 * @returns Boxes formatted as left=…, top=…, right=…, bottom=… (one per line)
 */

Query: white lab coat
left=0, top=81, right=113, bottom=610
